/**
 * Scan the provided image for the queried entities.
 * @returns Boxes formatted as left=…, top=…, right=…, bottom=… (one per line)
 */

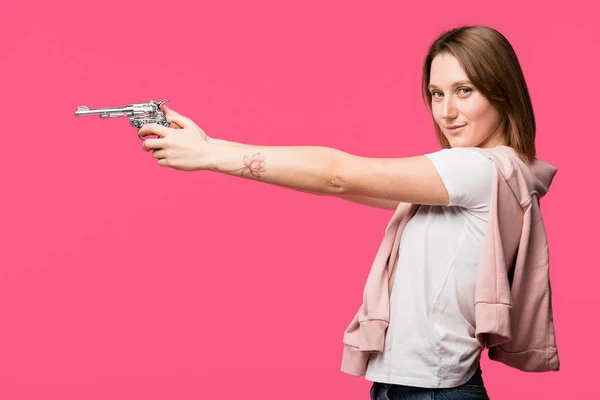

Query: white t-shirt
left=364, top=147, right=494, bottom=388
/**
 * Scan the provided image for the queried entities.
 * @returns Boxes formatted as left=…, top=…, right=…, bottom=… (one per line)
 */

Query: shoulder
left=424, top=147, right=495, bottom=180
left=465, top=146, right=518, bottom=178
left=425, top=147, right=494, bottom=166
left=424, top=147, right=495, bottom=209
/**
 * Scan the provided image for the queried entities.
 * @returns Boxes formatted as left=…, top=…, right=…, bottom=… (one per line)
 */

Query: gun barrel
left=75, top=106, right=135, bottom=116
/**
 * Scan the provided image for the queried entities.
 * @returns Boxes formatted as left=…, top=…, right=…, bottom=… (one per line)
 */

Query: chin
left=446, top=137, right=475, bottom=148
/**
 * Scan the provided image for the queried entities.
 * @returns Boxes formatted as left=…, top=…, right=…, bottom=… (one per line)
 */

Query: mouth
left=444, top=124, right=466, bottom=134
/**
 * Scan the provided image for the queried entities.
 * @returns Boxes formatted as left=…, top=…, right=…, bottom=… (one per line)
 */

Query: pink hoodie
left=341, top=146, right=560, bottom=376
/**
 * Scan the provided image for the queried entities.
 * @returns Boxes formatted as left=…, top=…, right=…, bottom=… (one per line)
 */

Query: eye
left=431, top=90, right=443, bottom=98
left=458, top=87, right=473, bottom=95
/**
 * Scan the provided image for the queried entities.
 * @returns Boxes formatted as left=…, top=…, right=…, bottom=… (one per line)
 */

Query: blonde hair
left=421, top=25, right=536, bottom=163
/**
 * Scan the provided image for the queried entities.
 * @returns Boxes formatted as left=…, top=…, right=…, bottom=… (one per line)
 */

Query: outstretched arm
left=210, top=139, right=400, bottom=210
left=207, top=142, right=447, bottom=205
left=138, top=106, right=449, bottom=207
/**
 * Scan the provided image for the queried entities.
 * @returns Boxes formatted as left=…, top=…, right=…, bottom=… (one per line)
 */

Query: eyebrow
left=427, top=80, right=472, bottom=90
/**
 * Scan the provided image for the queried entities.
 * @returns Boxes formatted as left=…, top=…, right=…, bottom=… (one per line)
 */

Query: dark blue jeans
left=369, top=365, right=489, bottom=400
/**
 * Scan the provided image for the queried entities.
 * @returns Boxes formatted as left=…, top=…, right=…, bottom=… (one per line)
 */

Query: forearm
left=206, top=141, right=346, bottom=195
left=207, top=139, right=399, bottom=209
left=209, top=138, right=246, bottom=146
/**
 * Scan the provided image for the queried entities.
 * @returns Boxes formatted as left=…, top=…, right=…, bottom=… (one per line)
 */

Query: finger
left=162, top=104, right=172, bottom=113
left=161, top=104, right=179, bottom=126
left=152, top=149, right=167, bottom=159
left=165, top=113, right=195, bottom=130
left=138, top=123, right=170, bottom=138
left=163, top=104, right=182, bottom=119
left=142, top=138, right=167, bottom=151
left=162, top=105, right=195, bottom=128
left=162, top=104, right=179, bottom=116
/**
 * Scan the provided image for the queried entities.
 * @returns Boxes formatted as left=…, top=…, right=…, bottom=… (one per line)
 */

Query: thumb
left=166, top=113, right=192, bottom=129
left=162, top=104, right=186, bottom=121
left=163, top=109, right=195, bottom=129
left=162, top=104, right=178, bottom=116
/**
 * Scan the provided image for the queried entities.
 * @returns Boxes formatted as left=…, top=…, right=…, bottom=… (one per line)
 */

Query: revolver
left=74, top=99, right=171, bottom=139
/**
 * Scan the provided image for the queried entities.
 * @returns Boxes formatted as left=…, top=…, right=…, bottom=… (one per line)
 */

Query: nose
left=441, top=96, right=458, bottom=120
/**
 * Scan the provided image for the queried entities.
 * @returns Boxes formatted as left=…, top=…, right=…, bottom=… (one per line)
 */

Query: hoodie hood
left=527, top=158, right=558, bottom=198
left=471, top=146, right=558, bottom=202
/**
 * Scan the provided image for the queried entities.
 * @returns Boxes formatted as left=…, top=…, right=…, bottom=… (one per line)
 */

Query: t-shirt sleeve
left=424, top=147, right=494, bottom=211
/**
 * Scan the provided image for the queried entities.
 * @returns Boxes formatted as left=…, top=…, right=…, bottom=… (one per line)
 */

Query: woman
left=139, top=25, right=559, bottom=399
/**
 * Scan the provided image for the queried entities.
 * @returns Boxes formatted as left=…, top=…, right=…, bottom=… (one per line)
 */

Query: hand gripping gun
left=74, top=99, right=170, bottom=140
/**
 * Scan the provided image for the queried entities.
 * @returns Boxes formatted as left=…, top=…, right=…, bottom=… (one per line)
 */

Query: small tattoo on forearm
left=217, top=152, right=267, bottom=178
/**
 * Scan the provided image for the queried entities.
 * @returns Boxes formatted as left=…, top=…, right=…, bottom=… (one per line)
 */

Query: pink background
left=1, top=0, right=598, bottom=398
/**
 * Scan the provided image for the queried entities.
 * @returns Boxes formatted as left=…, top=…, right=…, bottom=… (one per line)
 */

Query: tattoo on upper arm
left=217, top=152, right=267, bottom=178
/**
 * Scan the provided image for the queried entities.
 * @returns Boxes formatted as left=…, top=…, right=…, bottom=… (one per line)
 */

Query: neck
left=479, top=122, right=506, bottom=148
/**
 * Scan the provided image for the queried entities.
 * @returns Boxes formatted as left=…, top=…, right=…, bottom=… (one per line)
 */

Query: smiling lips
left=445, top=124, right=466, bottom=133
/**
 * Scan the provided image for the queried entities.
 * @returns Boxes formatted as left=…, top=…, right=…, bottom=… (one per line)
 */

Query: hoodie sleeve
left=474, top=164, right=523, bottom=348
left=340, top=202, right=420, bottom=376
left=487, top=198, right=561, bottom=371
left=475, top=161, right=560, bottom=372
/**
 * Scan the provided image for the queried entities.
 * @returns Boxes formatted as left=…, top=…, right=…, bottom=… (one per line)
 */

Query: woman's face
left=428, top=53, right=505, bottom=148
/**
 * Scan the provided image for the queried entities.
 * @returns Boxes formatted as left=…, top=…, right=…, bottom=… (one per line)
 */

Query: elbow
left=327, top=175, right=344, bottom=194
left=325, top=158, right=346, bottom=195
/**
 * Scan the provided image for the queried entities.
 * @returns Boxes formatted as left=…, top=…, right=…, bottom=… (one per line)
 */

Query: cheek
left=462, top=99, right=500, bottom=130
